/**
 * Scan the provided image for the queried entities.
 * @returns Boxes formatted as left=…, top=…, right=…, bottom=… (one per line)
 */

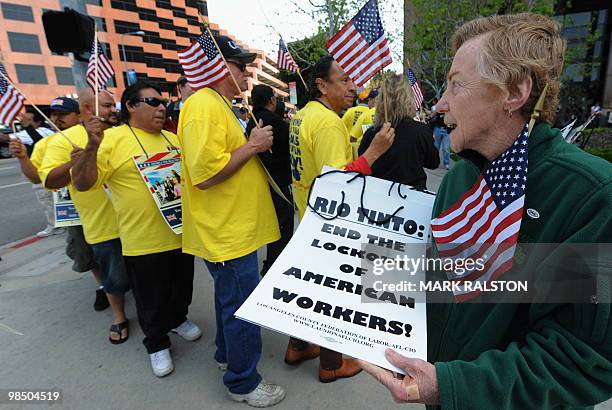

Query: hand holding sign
left=248, top=119, right=274, bottom=153
left=359, top=349, right=439, bottom=405
left=83, top=116, right=105, bottom=149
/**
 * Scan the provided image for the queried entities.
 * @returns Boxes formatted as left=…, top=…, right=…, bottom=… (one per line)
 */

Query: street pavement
left=0, top=167, right=610, bottom=410
left=0, top=158, right=47, bottom=245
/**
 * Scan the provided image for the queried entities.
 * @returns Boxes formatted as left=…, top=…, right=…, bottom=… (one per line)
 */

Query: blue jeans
left=205, top=251, right=262, bottom=394
left=91, top=238, right=130, bottom=294
left=434, top=127, right=451, bottom=168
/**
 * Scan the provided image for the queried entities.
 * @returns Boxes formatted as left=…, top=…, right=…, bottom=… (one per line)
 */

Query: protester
left=274, top=97, right=286, bottom=121
left=177, top=35, right=286, bottom=407
left=359, top=13, right=612, bottom=409
left=429, top=110, right=452, bottom=170
left=349, top=89, right=377, bottom=142
left=0, top=111, right=54, bottom=154
left=73, top=82, right=201, bottom=377
left=245, top=85, right=294, bottom=276
left=165, top=75, right=195, bottom=133
left=39, top=89, right=131, bottom=344
left=359, top=74, right=439, bottom=189
left=288, top=56, right=394, bottom=383
left=238, top=107, right=249, bottom=130
left=341, top=90, right=370, bottom=132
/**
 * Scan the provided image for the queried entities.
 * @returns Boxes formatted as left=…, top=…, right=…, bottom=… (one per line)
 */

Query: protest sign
left=132, top=151, right=182, bottom=234
left=236, top=168, right=435, bottom=373
left=53, top=187, right=80, bottom=227
left=288, top=81, right=297, bottom=105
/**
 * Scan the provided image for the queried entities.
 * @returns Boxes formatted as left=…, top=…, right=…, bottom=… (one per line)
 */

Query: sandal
left=109, top=320, right=129, bottom=345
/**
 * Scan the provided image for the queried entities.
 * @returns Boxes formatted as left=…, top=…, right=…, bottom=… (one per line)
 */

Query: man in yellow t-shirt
left=73, top=82, right=201, bottom=378
left=288, top=56, right=394, bottom=382
left=177, top=35, right=285, bottom=407
left=39, top=89, right=130, bottom=345
left=350, top=104, right=377, bottom=143
left=341, top=88, right=377, bottom=132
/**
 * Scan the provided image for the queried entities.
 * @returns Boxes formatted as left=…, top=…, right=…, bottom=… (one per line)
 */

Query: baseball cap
left=50, top=97, right=79, bottom=113
left=214, top=35, right=257, bottom=64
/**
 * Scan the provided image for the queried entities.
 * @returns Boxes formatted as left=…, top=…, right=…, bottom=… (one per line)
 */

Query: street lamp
left=120, top=30, right=145, bottom=86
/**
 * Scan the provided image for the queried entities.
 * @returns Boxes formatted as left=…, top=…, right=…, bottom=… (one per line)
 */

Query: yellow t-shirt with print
left=350, top=107, right=376, bottom=141
left=39, top=125, right=119, bottom=245
left=92, top=124, right=182, bottom=256
left=341, top=105, right=369, bottom=132
left=177, top=87, right=280, bottom=262
left=289, top=100, right=353, bottom=219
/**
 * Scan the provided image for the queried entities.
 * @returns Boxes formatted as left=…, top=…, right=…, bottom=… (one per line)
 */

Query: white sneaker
left=228, top=380, right=286, bottom=408
left=149, top=348, right=174, bottom=377
left=37, top=225, right=65, bottom=237
left=171, top=319, right=202, bottom=341
left=216, top=361, right=228, bottom=371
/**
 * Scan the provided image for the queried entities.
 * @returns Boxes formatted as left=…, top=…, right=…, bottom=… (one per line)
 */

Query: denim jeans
left=434, top=127, right=451, bottom=168
left=205, top=251, right=262, bottom=394
left=91, top=238, right=130, bottom=294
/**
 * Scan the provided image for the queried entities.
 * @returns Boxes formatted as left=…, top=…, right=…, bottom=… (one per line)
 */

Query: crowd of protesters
left=2, top=12, right=611, bottom=410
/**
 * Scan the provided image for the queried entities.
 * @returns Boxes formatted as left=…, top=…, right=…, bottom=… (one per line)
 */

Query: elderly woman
left=360, top=13, right=612, bottom=409
left=358, top=74, right=439, bottom=189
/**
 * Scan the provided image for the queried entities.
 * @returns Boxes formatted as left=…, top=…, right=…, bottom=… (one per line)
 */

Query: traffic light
left=42, top=8, right=95, bottom=54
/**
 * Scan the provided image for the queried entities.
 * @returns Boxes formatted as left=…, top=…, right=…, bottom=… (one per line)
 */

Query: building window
left=85, top=0, right=102, bottom=5
left=1, top=3, right=34, bottom=22
left=15, top=64, right=47, bottom=84
left=91, top=16, right=107, bottom=32
left=7, top=32, right=41, bottom=54
left=55, top=67, right=74, bottom=85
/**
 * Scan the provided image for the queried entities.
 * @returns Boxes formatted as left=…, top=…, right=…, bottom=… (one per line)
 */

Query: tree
left=403, top=0, right=555, bottom=103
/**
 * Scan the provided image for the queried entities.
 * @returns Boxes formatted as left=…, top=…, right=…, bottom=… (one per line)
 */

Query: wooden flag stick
left=528, top=83, right=548, bottom=135
left=0, top=69, right=76, bottom=147
left=197, top=16, right=260, bottom=129
left=295, top=67, right=308, bottom=91
left=94, top=25, right=99, bottom=117
left=382, top=73, right=389, bottom=123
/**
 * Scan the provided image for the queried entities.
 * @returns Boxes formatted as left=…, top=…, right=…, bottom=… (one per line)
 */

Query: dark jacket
left=358, top=119, right=439, bottom=189
left=246, top=106, right=291, bottom=187
left=428, top=122, right=612, bottom=410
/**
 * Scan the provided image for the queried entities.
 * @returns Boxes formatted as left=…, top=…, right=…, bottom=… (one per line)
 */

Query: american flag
left=87, top=41, right=115, bottom=90
left=277, top=38, right=298, bottom=72
left=0, top=63, right=25, bottom=126
left=178, top=30, right=229, bottom=90
left=325, top=0, right=391, bottom=87
left=406, top=68, right=423, bottom=109
left=431, top=124, right=529, bottom=301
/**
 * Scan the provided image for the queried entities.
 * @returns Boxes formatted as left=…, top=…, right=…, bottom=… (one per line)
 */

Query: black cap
left=214, top=35, right=257, bottom=64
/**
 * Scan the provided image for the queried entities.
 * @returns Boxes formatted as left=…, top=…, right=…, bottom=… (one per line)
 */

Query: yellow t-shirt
left=93, top=124, right=182, bottom=256
left=289, top=100, right=353, bottom=219
left=350, top=107, right=376, bottom=141
left=341, top=105, right=369, bottom=132
left=39, top=125, right=119, bottom=245
left=177, top=87, right=280, bottom=262
left=30, top=136, right=51, bottom=170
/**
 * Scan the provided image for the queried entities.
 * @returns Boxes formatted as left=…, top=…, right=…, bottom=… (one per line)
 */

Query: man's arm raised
left=72, top=117, right=103, bottom=192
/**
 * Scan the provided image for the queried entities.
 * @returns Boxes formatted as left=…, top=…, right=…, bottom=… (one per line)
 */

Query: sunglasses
left=133, top=97, right=166, bottom=107
left=228, top=60, right=247, bottom=72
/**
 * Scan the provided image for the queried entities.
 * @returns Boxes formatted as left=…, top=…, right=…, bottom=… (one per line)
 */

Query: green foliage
left=405, top=0, right=555, bottom=103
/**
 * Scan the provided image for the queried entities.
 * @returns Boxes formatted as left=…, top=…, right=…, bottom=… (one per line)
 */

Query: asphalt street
left=0, top=158, right=47, bottom=246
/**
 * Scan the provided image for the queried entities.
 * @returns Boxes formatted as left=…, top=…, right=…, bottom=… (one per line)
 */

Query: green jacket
left=428, top=123, right=612, bottom=410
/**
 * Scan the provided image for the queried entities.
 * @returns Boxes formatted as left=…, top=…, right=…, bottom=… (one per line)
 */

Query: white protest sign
left=53, top=187, right=81, bottom=227
left=236, top=168, right=436, bottom=373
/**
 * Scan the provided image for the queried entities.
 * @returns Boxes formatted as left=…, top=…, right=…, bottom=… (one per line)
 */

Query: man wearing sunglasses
left=178, top=36, right=285, bottom=407
left=73, top=82, right=201, bottom=378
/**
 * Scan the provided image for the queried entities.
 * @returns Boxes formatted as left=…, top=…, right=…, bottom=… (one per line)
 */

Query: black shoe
left=94, top=288, right=110, bottom=311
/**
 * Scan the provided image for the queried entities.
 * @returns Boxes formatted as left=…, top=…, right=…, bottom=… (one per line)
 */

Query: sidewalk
left=0, top=233, right=424, bottom=410
left=0, top=169, right=610, bottom=410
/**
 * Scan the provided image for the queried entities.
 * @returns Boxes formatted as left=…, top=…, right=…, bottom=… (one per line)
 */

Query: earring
left=506, top=108, right=513, bottom=118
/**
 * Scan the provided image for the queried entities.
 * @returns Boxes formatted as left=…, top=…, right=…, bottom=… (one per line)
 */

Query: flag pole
left=528, top=83, right=548, bottom=135
left=94, top=24, right=99, bottom=117
left=295, top=66, right=308, bottom=91
left=381, top=73, right=389, bottom=123
left=0, top=70, right=76, bottom=147
left=197, top=15, right=260, bottom=129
